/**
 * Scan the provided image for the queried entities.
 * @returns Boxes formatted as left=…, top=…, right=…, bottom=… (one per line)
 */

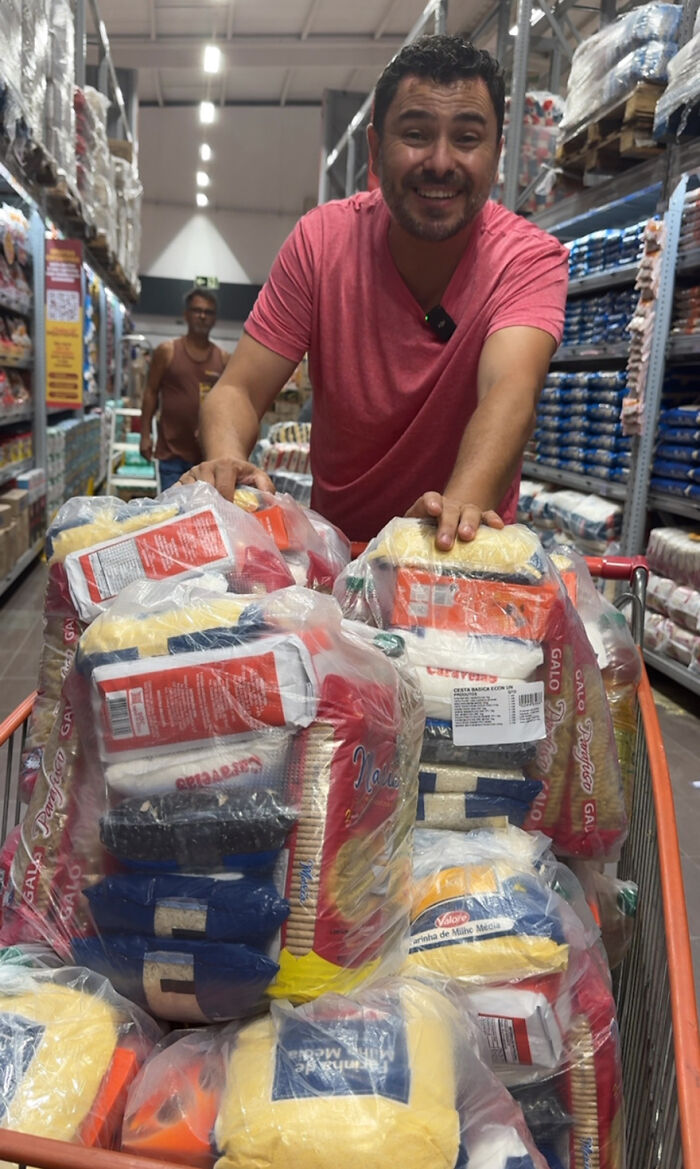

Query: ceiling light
left=196, top=171, right=210, bottom=187
left=200, top=143, right=212, bottom=161
left=199, top=100, right=215, bottom=124
left=203, top=44, right=222, bottom=73
left=196, top=192, right=209, bottom=208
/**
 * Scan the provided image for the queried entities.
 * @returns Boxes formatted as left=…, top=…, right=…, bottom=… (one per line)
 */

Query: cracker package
left=0, top=959, right=161, bottom=1153
left=233, top=485, right=350, bottom=591
left=17, top=482, right=294, bottom=804
left=214, top=978, right=548, bottom=1169
left=407, top=828, right=625, bottom=1169
left=6, top=583, right=422, bottom=1022
left=335, top=520, right=628, bottom=858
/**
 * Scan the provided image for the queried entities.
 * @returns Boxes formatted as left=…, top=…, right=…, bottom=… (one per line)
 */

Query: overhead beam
left=87, top=35, right=405, bottom=70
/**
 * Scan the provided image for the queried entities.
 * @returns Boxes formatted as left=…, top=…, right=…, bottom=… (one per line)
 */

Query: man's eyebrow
left=396, top=108, right=488, bottom=126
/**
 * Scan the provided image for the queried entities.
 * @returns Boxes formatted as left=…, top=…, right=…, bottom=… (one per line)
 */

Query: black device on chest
left=424, top=305, right=457, bottom=342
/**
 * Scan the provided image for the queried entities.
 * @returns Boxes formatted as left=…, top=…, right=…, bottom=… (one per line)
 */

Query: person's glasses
left=190, top=308, right=216, bottom=317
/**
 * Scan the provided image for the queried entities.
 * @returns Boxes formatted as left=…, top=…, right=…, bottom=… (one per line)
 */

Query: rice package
left=18, top=482, right=294, bottom=803
left=214, top=978, right=547, bottom=1169
left=334, top=520, right=627, bottom=858
left=233, top=485, right=350, bottom=590
left=6, top=581, right=421, bottom=1021
left=407, top=829, right=624, bottom=1169
left=0, top=961, right=160, bottom=1152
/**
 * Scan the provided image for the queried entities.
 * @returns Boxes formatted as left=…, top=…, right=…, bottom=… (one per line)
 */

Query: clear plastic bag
left=232, top=485, right=350, bottom=590
left=0, top=960, right=161, bottom=1148
left=334, top=520, right=627, bottom=859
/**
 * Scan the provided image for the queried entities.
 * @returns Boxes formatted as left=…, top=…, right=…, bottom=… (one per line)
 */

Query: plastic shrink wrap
left=20, top=0, right=50, bottom=150
left=232, top=485, right=350, bottom=590
left=0, top=0, right=22, bottom=111
left=0, top=957, right=161, bottom=1150
left=14, top=482, right=294, bottom=805
left=4, top=580, right=423, bottom=1021
left=44, top=0, right=77, bottom=187
left=407, top=828, right=625, bottom=1169
left=559, top=3, right=681, bottom=135
left=334, top=520, right=627, bottom=858
left=653, top=27, right=700, bottom=136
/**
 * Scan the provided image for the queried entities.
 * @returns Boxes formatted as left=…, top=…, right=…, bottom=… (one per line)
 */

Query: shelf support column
left=503, top=0, right=532, bottom=210
left=29, top=211, right=46, bottom=482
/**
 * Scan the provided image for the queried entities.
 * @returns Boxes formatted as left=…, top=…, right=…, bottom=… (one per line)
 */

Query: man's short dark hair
left=372, top=35, right=506, bottom=141
left=184, top=287, right=218, bottom=313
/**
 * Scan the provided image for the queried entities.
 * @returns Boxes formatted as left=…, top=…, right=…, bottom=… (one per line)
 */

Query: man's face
left=368, top=76, right=502, bottom=243
left=186, top=296, right=216, bottom=337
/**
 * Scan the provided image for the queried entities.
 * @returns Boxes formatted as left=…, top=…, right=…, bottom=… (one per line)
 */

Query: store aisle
left=1, top=557, right=699, bottom=1006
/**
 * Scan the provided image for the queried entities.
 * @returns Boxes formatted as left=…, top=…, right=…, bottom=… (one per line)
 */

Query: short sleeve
left=485, top=234, right=569, bottom=347
left=245, top=216, right=316, bottom=363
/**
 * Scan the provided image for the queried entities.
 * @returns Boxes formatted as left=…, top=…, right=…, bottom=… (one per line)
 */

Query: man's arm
left=407, top=325, right=556, bottom=549
left=181, top=332, right=298, bottom=498
left=139, top=342, right=173, bottom=460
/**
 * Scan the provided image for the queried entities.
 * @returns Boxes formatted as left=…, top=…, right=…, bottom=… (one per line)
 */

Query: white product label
left=584, top=624, right=610, bottom=670
left=451, top=682, right=545, bottom=746
left=478, top=1015, right=522, bottom=1064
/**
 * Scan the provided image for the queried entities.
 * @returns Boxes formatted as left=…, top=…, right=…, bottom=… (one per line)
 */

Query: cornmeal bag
left=233, top=485, right=350, bottom=590
left=214, top=978, right=548, bottom=1169
left=18, top=482, right=294, bottom=803
left=335, top=519, right=627, bottom=857
left=122, top=1027, right=231, bottom=1168
left=0, top=961, right=161, bottom=1153
left=550, top=548, right=641, bottom=818
left=406, top=829, right=624, bottom=1169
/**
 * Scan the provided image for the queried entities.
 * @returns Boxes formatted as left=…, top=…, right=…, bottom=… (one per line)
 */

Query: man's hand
left=406, top=492, right=504, bottom=551
left=139, top=436, right=153, bottom=462
left=178, top=456, right=275, bottom=499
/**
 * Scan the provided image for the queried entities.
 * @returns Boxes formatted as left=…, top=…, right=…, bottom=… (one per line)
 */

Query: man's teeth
left=417, top=189, right=456, bottom=199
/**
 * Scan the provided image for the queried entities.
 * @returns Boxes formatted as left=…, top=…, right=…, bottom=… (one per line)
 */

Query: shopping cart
left=0, top=557, right=698, bottom=1169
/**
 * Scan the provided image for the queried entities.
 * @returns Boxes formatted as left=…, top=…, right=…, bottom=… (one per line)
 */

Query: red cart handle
left=584, top=555, right=648, bottom=581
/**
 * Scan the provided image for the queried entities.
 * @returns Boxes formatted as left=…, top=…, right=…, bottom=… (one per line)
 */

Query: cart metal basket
left=0, top=557, right=698, bottom=1169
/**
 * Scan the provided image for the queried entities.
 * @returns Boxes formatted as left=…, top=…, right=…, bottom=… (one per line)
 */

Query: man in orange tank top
left=139, top=288, right=228, bottom=491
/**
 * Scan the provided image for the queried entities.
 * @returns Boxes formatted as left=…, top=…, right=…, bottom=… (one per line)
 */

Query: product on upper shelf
left=567, top=223, right=645, bottom=279
left=0, top=956, right=161, bottom=1150
left=559, top=3, right=682, bottom=137
left=646, top=525, right=700, bottom=590
left=335, top=520, right=628, bottom=859
left=493, top=91, right=564, bottom=215
left=653, top=24, right=700, bottom=137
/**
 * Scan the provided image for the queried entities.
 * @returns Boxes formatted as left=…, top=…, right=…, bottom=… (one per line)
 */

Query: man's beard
left=380, top=171, right=489, bottom=242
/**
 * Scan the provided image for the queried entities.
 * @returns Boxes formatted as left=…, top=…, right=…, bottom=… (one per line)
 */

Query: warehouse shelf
left=0, top=355, right=32, bottom=371
left=677, top=245, right=700, bottom=273
left=0, top=458, right=34, bottom=488
left=0, top=537, right=44, bottom=603
left=522, top=460, right=628, bottom=501
left=667, top=335, right=700, bottom=359
left=643, top=649, right=700, bottom=698
left=551, top=341, right=630, bottom=363
left=567, top=264, right=640, bottom=296
left=0, top=408, right=33, bottom=428
left=0, top=301, right=31, bottom=318
left=648, top=491, right=700, bottom=522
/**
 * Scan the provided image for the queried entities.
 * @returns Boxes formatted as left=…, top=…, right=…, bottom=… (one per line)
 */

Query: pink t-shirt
left=246, top=189, right=568, bottom=541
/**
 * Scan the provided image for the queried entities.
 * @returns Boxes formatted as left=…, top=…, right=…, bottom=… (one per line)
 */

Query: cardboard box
left=0, top=503, right=12, bottom=530
left=0, top=488, right=29, bottom=518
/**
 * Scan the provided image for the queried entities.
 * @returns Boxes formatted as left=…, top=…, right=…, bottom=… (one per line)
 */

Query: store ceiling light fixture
left=200, top=143, right=212, bottom=162
left=196, top=192, right=209, bottom=208
left=509, top=7, right=544, bottom=34
left=199, top=100, right=215, bottom=124
left=203, top=44, right=222, bottom=73
left=196, top=171, right=210, bottom=188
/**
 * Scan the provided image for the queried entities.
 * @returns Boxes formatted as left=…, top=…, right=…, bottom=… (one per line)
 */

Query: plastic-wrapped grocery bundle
left=15, top=483, right=294, bottom=807
left=568, top=861, right=638, bottom=970
left=653, top=26, right=700, bottom=137
left=0, top=0, right=22, bottom=111
left=603, top=37, right=679, bottom=105
left=567, top=224, right=645, bottom=279
left=407, top=828, right=625, bottom=1169
left=10, top=580, right=421, bottom=1019
left=646, top=525, right=700, bottom=589
left=44, top=0, right=76, bottom=187
left=20, top=0, right=50, bottom=149
left=233, top=485, right=350, bottom=590
left=559, top=3, right=681, bottom=136
left=647, top=571, right=700, bottom=633
left=113, top=157, right=143, bottom=290
left=644, top=609, right=700, bottom=671
left=214, top=978, right=547, bottom=1169
left=0, top=958, right=161, bottom=1150
left=494, top=91, right=564, bottom=215
left=84, top=87, right=117, bottom=248
left=550, top=547, right=641, bottom=818
left=335, top=520, right=627, bottom=858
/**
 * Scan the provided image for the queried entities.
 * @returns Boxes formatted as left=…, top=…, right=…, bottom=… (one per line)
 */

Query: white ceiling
left=87, top=0, right=606, bottom=109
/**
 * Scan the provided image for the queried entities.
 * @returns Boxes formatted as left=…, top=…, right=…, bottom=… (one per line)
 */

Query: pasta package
left=335, top=521, right=627, bottom=857
left=0, top=961, right=161, bottom=1151
left=214, top=978, right=547, bottom=1169
left=233, top=486, right=350, bottom=590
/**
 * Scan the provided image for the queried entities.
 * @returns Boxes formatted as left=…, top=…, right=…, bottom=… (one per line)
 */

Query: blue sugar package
left=586, top=449, right=632, bottom=468
left=659, top=406, right=700, bottom=427
left=656, top=444, right=700, bottom=464
left=588, top=404, right=622, bottom=422
left=591, top=434, right=631, bottom=451
left=653, top=460, right=700, bottom=483
left=657, top=426, right=700, bottom=444
left=650, top=476, right=700, bottom=500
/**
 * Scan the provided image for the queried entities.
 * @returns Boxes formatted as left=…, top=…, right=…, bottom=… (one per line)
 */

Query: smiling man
left=182, top=36, right=568, bottom=547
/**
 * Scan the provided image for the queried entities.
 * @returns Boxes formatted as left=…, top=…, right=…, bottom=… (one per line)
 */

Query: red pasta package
left=233, top=485, right=350, bottom=591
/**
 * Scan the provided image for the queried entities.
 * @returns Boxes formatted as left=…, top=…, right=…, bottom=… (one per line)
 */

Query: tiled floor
left=1, top=556, right=699, bottom=1009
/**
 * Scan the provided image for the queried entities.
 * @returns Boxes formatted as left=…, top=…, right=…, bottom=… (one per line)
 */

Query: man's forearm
left=199, top=384, right=263, bottom=461
left=444, top=381, right=537, bottom=510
